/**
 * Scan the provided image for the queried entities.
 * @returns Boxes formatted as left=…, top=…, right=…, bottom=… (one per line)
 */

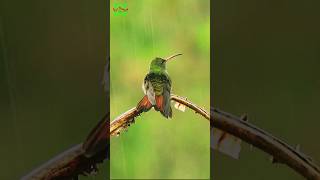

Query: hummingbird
left=137, top=53, right=182, bottom=119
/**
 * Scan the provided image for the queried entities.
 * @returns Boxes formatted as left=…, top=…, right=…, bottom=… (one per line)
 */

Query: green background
left=110, top=0, right=210, bottom=179
left=0, top=1, right=108, bottom=179
left=3, top=0, right=318, bottom=179
left=213, top=0, right=320, bottom=179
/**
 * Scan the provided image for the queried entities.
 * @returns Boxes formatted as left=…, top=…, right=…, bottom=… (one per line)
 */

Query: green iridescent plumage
left=137, top=54, right=182, bottom=118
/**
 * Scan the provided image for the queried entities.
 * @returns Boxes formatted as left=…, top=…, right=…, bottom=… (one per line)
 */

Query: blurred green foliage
left=110, top=0, right=210, bottom=179
left=213, top=0, right=320, bottom=179
left=0, top=1, right=108, bottom=179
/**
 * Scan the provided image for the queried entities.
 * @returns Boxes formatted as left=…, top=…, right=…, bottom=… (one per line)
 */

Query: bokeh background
left=0, top=1, right=108, bottom=179
left=110, top=0, right=210, bottom=179
left=213, top=0, right=320, bottom=179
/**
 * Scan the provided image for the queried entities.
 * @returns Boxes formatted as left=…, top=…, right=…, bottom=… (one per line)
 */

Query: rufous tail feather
left=155, top=95, right=172, bottom=118
left=137, top=95, right=152, bottom=113
left=155, top=95, right=164, bottom=112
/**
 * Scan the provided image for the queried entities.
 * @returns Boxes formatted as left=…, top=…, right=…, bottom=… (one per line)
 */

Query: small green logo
left=113, top=2, right=128, bottom=16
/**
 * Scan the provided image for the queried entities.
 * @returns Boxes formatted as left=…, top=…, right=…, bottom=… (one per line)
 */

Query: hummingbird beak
left=164, top=53, right=182, bottom=63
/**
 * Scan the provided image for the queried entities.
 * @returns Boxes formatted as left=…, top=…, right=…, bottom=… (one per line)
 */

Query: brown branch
left=110, top=94, right=320, bottom=179
left=212, top=108, right=320, bottom=180
left=21, top=114, right=109, bottom=180
left=22, top=60, right=111, bottom=180
left=110, top=94, right=210, bottom=136
left=23, top=94, right=320, bottom=179
left=110, top=107, right=138, bottom=136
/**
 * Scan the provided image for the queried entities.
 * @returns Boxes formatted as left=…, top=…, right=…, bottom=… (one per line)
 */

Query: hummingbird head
left=149, top=53, right=182, bottom=73
left=150, top=58, right=166, bottom=72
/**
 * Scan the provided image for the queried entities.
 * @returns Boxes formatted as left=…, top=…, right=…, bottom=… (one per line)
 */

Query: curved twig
left=212, top=108, right=320, bottom=180
left=110, top=94, right=320, bottom=179
left=21, top=115, right=109, bottom=180
left=110, top=107, right=138, bottom=136
left=110, top=94, right=210, bottom=136
left=23, top=94, right=320, bottom=179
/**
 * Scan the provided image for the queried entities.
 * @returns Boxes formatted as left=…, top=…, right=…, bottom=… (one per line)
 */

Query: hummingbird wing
left=143, top=72, right=172, bottom=118
left=137, top=74, right=156, bottom=113
left=162, top=76, right=172, bottom=118
left=154, top=74, right=172, bottom=118
left=144, top=80, right=156, bottom=105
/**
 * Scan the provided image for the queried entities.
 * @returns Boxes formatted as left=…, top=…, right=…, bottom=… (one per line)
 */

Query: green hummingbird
left=137, top=53, right=182, bottom=118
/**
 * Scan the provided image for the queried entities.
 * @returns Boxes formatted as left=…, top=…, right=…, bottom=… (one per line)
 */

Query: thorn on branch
left=23, top=93, right=320, bottom=180
left=296, top=144, right=301, bottom=152
left=240, top=114, right=248, bottom=121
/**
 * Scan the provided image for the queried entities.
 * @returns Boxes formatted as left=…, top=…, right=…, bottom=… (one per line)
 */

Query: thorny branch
left=212, top=108, right=320, bottom=180
left=21, top=114, right=109, bottom=180
left=23, top=94, right=320, bottom=179
left=110, top=94, right=210, bottom=137
left=111, top=94, right=320, bottom=179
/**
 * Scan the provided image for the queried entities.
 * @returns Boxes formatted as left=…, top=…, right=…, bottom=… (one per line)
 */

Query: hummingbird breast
left=143, top=72, right=171, bottom=104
